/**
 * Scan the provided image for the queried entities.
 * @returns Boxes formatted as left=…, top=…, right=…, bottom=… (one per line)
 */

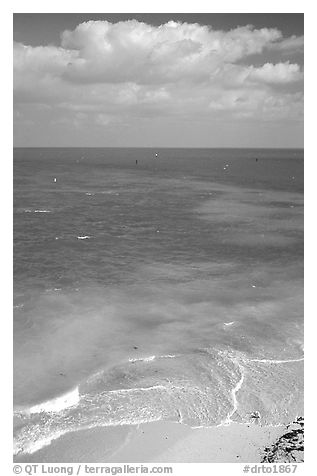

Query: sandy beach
left=15, top=420, right=290, bottom=463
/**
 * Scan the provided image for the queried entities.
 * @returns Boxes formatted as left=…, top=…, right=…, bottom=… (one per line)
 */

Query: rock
left=261, top=417, right=304, bottom=463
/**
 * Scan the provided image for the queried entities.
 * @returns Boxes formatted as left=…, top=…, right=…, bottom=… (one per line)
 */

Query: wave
left=128, top=354, right=177, bottom=363
left=13, top=349, right=303, bottom=456
left=13, top=431, right=67, bottom=456
left=108, top=384, right=166, bottom=394
left=21, top=209, right=52, bottom=213
left=128, top=355, right=156, bottom=363
left=14, top=416, right=164, bottom=456
left=249, top=357, right=304, bottom=364
left=77, top=236, right=91, bottom=240
left=16, top=387, right=80, bottom=416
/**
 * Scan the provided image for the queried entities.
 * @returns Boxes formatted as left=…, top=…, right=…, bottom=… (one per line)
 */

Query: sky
left=13, top=13, right=304, bottom=148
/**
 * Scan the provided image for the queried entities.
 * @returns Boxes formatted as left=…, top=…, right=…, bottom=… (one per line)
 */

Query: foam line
left=108, top=384, right=167, bottom=394
left=221, top=362, right=245, bottom=426
left=129, top=355, right=156, bottom=363
left=249, top=357, right=304, bottom=364
left=128, top=354, right=176, bottom=363
left=26, top=387, right=80, bottom=415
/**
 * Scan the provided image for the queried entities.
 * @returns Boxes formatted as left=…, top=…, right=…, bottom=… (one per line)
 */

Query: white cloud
left=13, top=20, right=304, bottom=125
left=268, top=35, right=304, bottom=53
left=14, top=21, right=292, bottom=87
left=247, top=62, right=303, bottom=84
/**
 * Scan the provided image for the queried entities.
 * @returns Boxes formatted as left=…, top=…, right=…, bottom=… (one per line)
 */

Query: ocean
left=13, top=147, right=304, bottom=456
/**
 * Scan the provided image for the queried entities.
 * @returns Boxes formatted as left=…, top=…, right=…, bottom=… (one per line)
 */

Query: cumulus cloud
left=13, top=20, right=304, bottom=127
left=268, top=35, right=304, bottom=53
left=247, top=62, right=303, bottom=84
left=14, top=21, right=287, bottom=86
left=56, top=21, right=285, bottom=84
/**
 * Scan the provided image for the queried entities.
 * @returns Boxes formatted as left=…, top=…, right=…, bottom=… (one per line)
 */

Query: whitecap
left=128, top=354, right=176, bottom=363
left=129, top=355, right=156, bottom=363
left=14, top=429, right=70, bottom=456
left=108, top=384, right=167, bottom=394
left=77, top=236, right=91, bottom=240
left=249, top=357, right=304, bottom=364
left=20, top=387, right=80, bottom=415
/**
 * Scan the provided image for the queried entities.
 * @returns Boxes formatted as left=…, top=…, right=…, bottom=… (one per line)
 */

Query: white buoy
left=54, top=177, right=57, bottom=183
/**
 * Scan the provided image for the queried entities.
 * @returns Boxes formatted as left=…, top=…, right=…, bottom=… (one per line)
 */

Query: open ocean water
left=13, top=147, right=304, bottom=456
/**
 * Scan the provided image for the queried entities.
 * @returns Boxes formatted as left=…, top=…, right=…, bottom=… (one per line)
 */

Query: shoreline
left=14, top=419, right=301, bottom=463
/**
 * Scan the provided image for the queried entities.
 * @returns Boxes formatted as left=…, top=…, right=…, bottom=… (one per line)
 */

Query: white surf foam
left=14, top=431, right=66, bottom=456
left=249, top=357, right=304, bottom=364
left=221, top=361, right=245, bottom=426
left=14, top=414, right=164, bottom=455
left=108, top=384, right=167, bottom=394
left=128, top=354, right=176, bottom=363
left=27, top=387, right=80, bottom=415
left=128, top=355, right=156, bottom=363
left=22, top=209, right=51, bottom=213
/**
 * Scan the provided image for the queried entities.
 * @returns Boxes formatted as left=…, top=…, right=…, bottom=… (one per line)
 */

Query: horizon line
left=13, top=146, right=304, bottom=150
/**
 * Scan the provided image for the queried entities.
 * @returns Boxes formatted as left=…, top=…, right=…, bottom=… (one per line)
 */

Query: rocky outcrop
left=261, top=417, right=304, bottom=463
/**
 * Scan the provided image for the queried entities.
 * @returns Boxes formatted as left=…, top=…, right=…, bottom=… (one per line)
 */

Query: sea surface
left=13, top=148, right=304, bottom=456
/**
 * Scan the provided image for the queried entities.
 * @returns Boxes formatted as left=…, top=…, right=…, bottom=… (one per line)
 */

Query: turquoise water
left=13, top=148, right=304, bottom=455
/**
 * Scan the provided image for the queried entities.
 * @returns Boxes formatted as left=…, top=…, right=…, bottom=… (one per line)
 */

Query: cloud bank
left=13, top=20, right=304, bottom=145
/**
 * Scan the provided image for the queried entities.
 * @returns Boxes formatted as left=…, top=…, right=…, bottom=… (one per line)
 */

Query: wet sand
left=15, top=420, right=288, bottom=463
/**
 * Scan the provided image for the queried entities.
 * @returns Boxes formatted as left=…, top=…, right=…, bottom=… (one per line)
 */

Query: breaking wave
left=13, top=348, right=303, bottom=456
left=17, top=387, right=80, bottom=416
